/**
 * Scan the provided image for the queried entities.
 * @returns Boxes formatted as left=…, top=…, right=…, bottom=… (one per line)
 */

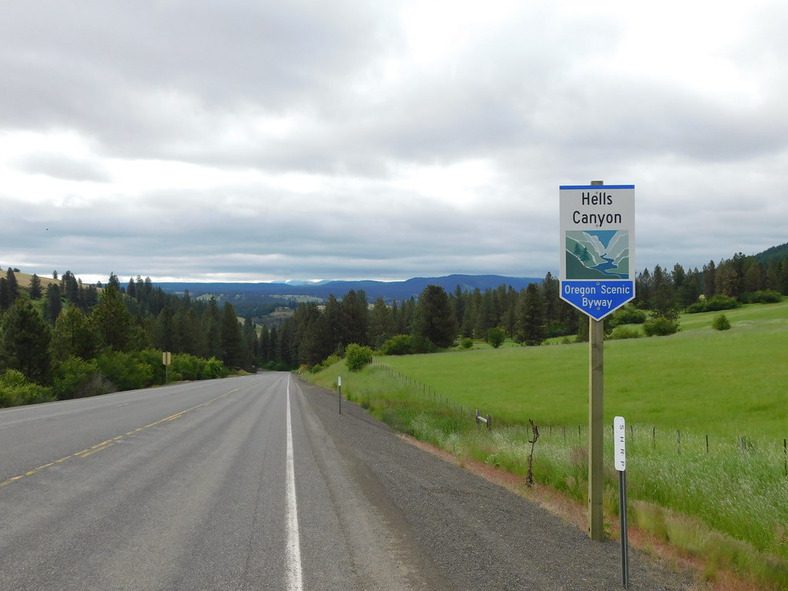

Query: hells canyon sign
left=559, top=185, right=636, bottom=320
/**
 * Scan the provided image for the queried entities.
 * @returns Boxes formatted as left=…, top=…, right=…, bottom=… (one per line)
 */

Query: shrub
left=410, top=335, right=437, bottom=353
left=487, top=327, right=506, bottom=348
left=712, top=314, right=731, bottom=331
left=609, top=304, right=647, bottom=327
left=643, top=316, right=679, bottom=336
left=610, top=326, right=642, bottom=340
left=135, top=348, right=166, bottom=384
left=0, top=370, right=54, bottom=407
left=172, top=353, right=203, bottom=381
left=747, top=290, right=783, bottom=304
left=460, top=337, right=474, bottom=349
left=381, top=334, right=414, bottom=355
left=200, top=356, right=227, bottom=379
left=53, top=356, right=111, bottom=399
left=345, top=343, right=374, bottom=372
left=323, top=354, right=342, bottom=368
left=687, top=295, right=741, bottom=313
left=97, top=350, right=155, bottom=391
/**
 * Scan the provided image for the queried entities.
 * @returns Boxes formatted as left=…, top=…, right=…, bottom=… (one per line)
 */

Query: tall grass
left=306, top=302, right=788, bottom=588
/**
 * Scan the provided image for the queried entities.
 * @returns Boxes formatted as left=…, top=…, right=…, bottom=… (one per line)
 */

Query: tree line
left=0, top=270, right=252, bottom=406
left=268, top=249, right=788, bottom=368
left=1, top=246, right=786, bottom=405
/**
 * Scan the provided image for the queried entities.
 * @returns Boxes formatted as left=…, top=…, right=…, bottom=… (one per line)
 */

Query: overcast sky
left=2, top=0, right=786, bottom=283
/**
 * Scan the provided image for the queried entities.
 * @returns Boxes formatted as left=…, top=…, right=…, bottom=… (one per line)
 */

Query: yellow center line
left=0, top=387, right=241, bottom=491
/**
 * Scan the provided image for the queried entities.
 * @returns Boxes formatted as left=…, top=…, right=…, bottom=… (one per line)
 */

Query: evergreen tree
left=61, top=271, right=79, bottom=304
left=541, top=272, right=560, bottom=335
left=340, top=290, right=368, bottom=346
left=652, top=265, right=676, bottom=319
left=5, top=269, right=19, bottom=306
left=30, top=274, right=42, bottom=300
left=91, top=284, right=133, bottom=351
left=220, top=302, right=244, bottom=368
left=258, top=325, right=270, bottom=365
left=242, top=317, right=257, bottom=370
left=702, top=260, right=716, bottom=298
left=205, top=298, right=222, bottom=358
left=368, top=297, right=394, bottom=349
left=293, top=304, right=328, bottom=366
left=321, top=295, right=342, bottom=353
left=516, top=284, right=545, bottom=346
left=635, top=268, right=652, bottom=309
left=474, top=290, right=497, bottom=338
left=51, top=306, right=97, bottom=361
left=44, top=283, right=63, bottom=324
left=0, top=278, right=9, bottom=312
left=1, top=297, right=52, bottom=384
left=413, top=285, right=457, bottom=348
left=108, top=273, right=121, bottom=291
left=743, top=262, right=763, bottom=293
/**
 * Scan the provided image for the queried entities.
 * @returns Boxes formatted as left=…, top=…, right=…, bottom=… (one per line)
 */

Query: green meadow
left=308, top=301, right=788, bottom=589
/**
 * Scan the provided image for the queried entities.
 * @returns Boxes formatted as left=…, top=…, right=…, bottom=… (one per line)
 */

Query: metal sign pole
left=620, top=470, right=629, bottom=588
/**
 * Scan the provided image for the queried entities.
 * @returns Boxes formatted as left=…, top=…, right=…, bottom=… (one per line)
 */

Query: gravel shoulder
left=294, top=376, right=696, bottom=591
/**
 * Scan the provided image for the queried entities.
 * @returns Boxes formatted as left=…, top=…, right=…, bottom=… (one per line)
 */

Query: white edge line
left=286, top=375, right=304, bottom=591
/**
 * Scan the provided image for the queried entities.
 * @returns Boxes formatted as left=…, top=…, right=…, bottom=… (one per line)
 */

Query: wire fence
left=371, top=361, right=788, bottom=476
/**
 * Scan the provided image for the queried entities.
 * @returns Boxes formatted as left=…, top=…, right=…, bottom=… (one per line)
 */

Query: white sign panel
left=559, top=184, right=636, bottom=320
left=614, top=416, right=626, bottom=472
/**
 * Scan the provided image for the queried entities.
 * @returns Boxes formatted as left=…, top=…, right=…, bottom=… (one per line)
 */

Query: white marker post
left=337, top=375, right=342, bottom=415
left=614, top=416, right=629, bottom=589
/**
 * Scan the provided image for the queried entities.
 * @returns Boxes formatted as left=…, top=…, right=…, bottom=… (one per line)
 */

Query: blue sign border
left=560, top=184, right=635, bottom=190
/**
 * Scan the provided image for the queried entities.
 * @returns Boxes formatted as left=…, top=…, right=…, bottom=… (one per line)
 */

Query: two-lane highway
left=0, top=373, right=693, bottom=590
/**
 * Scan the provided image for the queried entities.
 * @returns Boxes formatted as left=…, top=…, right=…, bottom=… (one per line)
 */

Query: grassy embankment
left=307, top=301, right=788, bottom=589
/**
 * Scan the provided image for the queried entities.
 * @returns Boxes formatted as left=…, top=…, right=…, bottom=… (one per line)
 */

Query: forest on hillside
left=0, top=245, right=786, bottom=406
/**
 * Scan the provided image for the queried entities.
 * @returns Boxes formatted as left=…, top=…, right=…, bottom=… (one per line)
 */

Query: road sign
left=559, top=184, right=636, bottom=320
left=614, top=416, right=626, bottom=471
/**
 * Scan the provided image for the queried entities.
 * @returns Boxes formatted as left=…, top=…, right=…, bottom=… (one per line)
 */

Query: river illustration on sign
left=565, top=230, right=630, bottom=279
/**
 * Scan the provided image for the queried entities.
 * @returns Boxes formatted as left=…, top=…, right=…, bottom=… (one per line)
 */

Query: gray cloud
left=1, top=1, right=786, bottom=282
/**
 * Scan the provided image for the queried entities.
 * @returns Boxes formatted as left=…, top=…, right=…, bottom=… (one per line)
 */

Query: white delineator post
left=614, top=416, right=629, bottom=589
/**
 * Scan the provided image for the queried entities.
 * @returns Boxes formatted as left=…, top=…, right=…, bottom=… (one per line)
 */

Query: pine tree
left=51, top=306, right=97, bottom=361
left=30, top=274, right=42, bottom=300
left=1, top=297, right=52, bottom=384
left=367, top=297, right=393, bottom=349
left=44, top=283, right=63, bottom=324
left=413, top=285, right=457, bottom=348
left=340, top=290, right=368, bottom=346
left=220, top=302, right=244, bottom=369
left=91, top=284, right=132, bottom=351
left=0, top=278, right=9, bottom=312
left=516, top=284, right=545, bottom=346
left=5, top=269, right=19, bottom=306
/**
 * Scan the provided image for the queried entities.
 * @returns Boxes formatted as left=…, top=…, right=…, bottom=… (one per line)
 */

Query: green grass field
left=308, top=301, right=788, bottom=589
left=380, top=301, right=788, bottom=438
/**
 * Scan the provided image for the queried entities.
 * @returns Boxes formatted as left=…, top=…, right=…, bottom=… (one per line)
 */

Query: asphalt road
left=0, top=373, right=693, bottom=590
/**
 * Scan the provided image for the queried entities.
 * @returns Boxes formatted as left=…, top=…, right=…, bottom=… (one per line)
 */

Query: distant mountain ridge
left=158, top=274, right=544, bottom=301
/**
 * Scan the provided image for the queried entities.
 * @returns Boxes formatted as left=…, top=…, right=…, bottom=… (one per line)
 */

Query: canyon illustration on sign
left=565, top=230, right=629, bottom=279
left=559, top=185, right=635, bottom=320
